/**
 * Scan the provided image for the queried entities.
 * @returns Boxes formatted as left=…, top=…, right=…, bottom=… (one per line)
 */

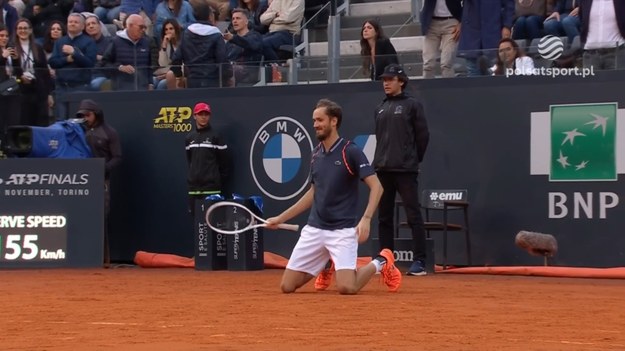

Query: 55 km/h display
left=0, top=215, right=68, bottom=262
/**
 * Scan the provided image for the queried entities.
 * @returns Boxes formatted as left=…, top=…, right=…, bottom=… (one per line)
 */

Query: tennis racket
left=205, top=201, right=299, bottom=235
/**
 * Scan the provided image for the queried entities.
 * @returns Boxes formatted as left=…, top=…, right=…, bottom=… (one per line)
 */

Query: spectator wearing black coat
left=224, top=8, right=262, bottom=85
left=360, top=19, right=399, bottom=80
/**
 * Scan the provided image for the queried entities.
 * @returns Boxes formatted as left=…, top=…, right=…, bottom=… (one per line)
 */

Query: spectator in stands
left=259, top=0, right=304, bottom=62
left=420, top=0, right=462, bottom=78
left=154, top=18, right=180, bottom=89
left=94, top=0, right=122, bottom=24
left=171, top=2, right=231, bottom=88
left=225, top=8, right=262, bottom=85
left=543, top=0, right=580, bottom=43
left=48, top=13, right=96, bottom=119
left=115, top=0, right=158, bottom=37
left=579, top=0, right=625, bottom=70
left=42, top=20, right=65, bottom=59
left=207, top=0, right=230, bottom=21
left=512, top=0, right=547, bottom=41
left=1, top=0, right=18, bottom=37
left=102, top=14, right=153, bottom=90
left=230, top=0, right=265, bottom=15
left=13, top=18, right=53, bottom=126
left=492, top=37, right=535, bottom=75
left=23, top=0, right=73, bottom=39
left=9, top=0, right=25, bottom=17
left=72, top=0, right=94, bottom=13
left=154, top=0, right=196, bottom=41
left=84, top=13, right=111, bottom=90
left=0, top=24, right=21, bottom=136
left=238, top=0, right=268, bottom=34
left=360, top=19, right=398, bottom=80
left=457, top=0, right=515, bottom=76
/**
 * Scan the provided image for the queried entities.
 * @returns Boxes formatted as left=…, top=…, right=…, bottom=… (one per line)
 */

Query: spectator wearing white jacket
left=492, top=37, right=535, bottom=76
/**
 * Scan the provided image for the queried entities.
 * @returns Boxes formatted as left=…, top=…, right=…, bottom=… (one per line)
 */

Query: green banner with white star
left=550, top=103, right=617, bottom=181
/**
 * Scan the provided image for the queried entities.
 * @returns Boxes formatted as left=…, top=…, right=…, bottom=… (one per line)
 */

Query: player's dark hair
left=315, top=99, right=342, bottom=129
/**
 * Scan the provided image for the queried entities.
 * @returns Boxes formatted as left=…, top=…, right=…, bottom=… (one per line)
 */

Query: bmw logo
left=250, top=117, right=314, bottom=200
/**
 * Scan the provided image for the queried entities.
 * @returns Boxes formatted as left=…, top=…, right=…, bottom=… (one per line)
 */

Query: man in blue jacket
left=0, top=0, right=18, bottom=37
left=48, top=13, right=96, bottom=119
left=420, top=0, right=462, bottom=78
left=457, top=0, right=514, bottom=76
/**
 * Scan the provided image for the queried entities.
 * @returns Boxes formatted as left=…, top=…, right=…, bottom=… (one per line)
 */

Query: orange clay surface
left=1, top=268, right=625, bottom=350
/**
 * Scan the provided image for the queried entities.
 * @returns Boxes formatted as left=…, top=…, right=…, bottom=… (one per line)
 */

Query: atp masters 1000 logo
left=153, top=106, right=193, bottom=132
left=250, top=117, right=314, bottom=200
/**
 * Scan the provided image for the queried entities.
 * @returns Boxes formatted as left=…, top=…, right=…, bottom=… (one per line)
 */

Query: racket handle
left=277, top=223, right=299, bottom=232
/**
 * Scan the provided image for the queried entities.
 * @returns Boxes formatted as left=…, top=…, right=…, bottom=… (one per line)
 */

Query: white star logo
left=575, top=160, right=589, bottom=171
left=557, top=151, right=570, bottom=168
left=585, top=113, right=608, bottom=136
left=561, top=128, right=586, bottom=146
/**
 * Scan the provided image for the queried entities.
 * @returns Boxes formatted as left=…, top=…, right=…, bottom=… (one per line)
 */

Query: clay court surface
left=2, top=268, right=625, bottom=350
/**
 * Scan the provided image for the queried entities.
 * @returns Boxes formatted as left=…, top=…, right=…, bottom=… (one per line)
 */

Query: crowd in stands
left=422, top=0, right=622, bottom=77
left=1, top=0, right=625, bottom=132
left=0, top=0, right=309, bottom=126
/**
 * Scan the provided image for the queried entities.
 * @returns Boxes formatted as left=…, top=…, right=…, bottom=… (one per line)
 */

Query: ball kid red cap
left=193, top=102, right=211, bottom=114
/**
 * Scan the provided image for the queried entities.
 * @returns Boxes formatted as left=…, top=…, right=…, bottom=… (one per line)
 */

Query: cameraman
left=75, top=99, right=122, bottom=267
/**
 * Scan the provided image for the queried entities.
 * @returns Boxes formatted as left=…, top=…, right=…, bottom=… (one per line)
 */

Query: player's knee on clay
left=335, top=283, right=358, bottom=295
left=280, top=281, right=298, bottom=293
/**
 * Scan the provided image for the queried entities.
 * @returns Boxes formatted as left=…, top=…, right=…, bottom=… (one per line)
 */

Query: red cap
left=193, top=102, right=211, bottom=114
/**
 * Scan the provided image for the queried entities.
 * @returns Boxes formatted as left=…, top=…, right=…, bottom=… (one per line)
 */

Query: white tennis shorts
left=286, top=224, right=358, bottom=275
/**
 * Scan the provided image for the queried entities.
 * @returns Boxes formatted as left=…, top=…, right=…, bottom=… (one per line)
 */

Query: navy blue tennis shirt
left=307, top=138, right=375, bottom=230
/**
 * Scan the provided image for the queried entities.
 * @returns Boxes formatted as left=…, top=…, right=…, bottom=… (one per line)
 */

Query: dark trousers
left=54, top=83, right=90, bottom=120
left=0, top=94, right=21, bottom=143
left=20, top=88, right=49, bottom=127
left=377, top=171, right=426, bottom=261
left=187, top=78, right=220, bottom=89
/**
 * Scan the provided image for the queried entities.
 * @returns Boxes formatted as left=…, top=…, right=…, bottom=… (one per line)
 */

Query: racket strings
left=207, top=205, right=256, bottom=232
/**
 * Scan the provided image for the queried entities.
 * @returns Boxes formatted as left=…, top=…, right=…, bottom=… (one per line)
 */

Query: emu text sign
left=0, top=159, right=104, bottom=268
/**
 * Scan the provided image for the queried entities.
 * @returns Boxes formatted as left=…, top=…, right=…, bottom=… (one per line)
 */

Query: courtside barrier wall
left=64, top=71, right=625, bottom=267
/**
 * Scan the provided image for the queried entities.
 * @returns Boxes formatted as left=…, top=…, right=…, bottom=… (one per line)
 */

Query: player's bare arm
left=357, top=174, right=383, bottom=243
left=266, top=185, right=315, bottom=228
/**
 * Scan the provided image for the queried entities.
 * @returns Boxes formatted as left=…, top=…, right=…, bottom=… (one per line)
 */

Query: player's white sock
left=371, top=258, right=386, bottom=273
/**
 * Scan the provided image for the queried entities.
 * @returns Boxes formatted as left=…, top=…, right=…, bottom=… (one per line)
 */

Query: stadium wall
left=66, top=71, right=625, bottom=267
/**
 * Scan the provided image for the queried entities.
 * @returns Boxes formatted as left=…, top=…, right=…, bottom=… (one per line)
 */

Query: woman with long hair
left=13, top=18, right=52, bottom=126
left=492, top=38, right=534, bottom=76
left=42, top=20, right=65, bottom=59
left=155, top=19, right=181, bottom=89
left=360, top=19, right=398, bottom=80
left=237, top=0, right=268, bottom=34
left=154, top=0, right=195, bottom=41
left=0, top=24, right=22, bottom=135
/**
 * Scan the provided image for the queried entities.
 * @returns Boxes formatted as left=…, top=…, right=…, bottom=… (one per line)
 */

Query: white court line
left=90, top=322, right=142, bottom=326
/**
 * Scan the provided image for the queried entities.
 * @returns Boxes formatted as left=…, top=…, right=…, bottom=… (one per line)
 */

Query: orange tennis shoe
left=314, top=263, right=334, bottom=291
left=379, top=249, right=402, bottom=292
